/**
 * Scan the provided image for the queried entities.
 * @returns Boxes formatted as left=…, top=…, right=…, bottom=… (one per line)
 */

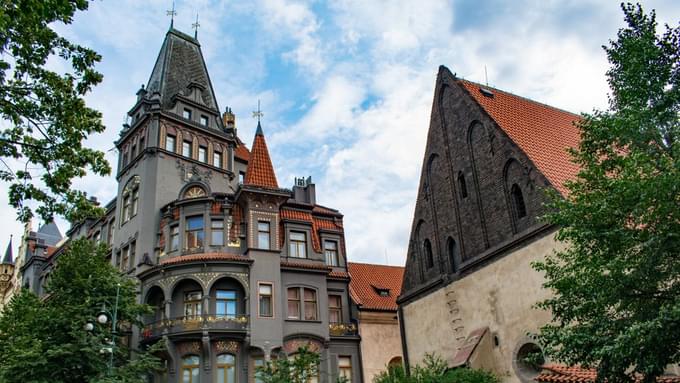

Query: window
left=423, top=239, right=434, bottom=269
left=122, top=176, right=140, bottom=223
left=324, top=240, right=339, bottom=266
left=289, top=231, right=306, bottom=258
left=338, top=356, right=352, bottom=382
left=129, top=241, right=136, bottom=270
left=287, top=288, right=300, bottom=319
left=258, top=283, right=273, bottom=317
left=93, top=231, right=101, bottom=243
left=131, top=187, right=139, bottom=217
left=216, top=290, right=237, bottom=318
left=200, top=115, right=209, bottom=126
left=186, top=216, right=204, bottom=249
left=182, top=141, right=192, bottom=157
left=213, top=151, right=222, bottom=168
left=211, top=220, right=224, bottom=246
left=122, top=151, right=129, bottom=167
left=239, top=171, right=245, bottom=184
left=184, top=291, right=202, bottom=318
left=286, top=287, right=317, bottom=321
left=329, top=294, right=342, bottom=324
left=165, top=135, right=176, bottom=152
left=131, top=143, right=137, bottom=159
left=181, top=355, right=200, bottom=383
left=107, top=219, right=115, bottom=245
left=183, top=186, right=206, bottom=199
left=511, top=183, right=527, bottom=218
left=122, top=195, right=131, bottom=221
left=170, top=225, right=179, bottom=251
left=257, top=221, right=270, bottom=250
left=139, top=137, right=145, bottom=151
left=121, top=246, right=129, bottom=272
left=216, top=354, right=236, bottom=383
left=253, top=358, right=265, bottom=383
left=183, top=108, right=192, bottom=120
left=198, top=146, right=207, bottom=163
left=447, top=237, right=457, bottom=272
left=458, top=171, right=468, bottom=198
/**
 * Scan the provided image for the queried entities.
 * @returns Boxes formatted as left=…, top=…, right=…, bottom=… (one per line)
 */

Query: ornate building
left=0, top=238, right=15, bottom=309
left=397, top=66, right=582, bottom=383
left=20, top=27, right=361, bottom=383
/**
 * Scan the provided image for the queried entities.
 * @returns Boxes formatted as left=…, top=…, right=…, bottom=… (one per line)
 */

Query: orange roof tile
left=235, top=142, right=250, bottom=162
left=160, top=252, right=251, bottom=265
left=459, top=79, right=581, bottom=196
left=244, top=123, right=278, bottom=189
left=536, top=365, right=680, bottom=383
left=280, top=208, right=345, bottom=253
left=281, top=260, right=331, bottom=272
left=348, top=262, right=404, bottom=311
left=328, top=270, right=350, bottom=279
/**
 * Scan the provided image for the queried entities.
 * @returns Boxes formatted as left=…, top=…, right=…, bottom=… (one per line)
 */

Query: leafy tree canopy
left=373, top=354, right=499, bottom=383
left=0, top=0, right=110, bottom=223
left=533, top=3, right=680, bottom=383
left=0, top=239, right=161, bottom=382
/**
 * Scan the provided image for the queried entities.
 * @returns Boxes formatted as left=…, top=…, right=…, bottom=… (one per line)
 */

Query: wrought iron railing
left=142, top=314, right=248, bottom=339
left=329, top=322, right=358, bottom=337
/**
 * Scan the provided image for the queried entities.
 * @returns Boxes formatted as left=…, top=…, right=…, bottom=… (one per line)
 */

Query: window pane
left=183, top=109, right=192, bottom=119
left=182, top=141, right=192, bottom=157
left=166, top=135, right=176, bottom=152
left=213, top=152, right=222, bottom=168
left=187, top=216, right=203, bottom=230
left=258, top=233, right=270, bottom=249
left=290, top=232, right=305, bottom=241
left=198, top=146, right=207, bottom=162
left=259, top=284, right=271, bottom=295
left=200, top=115, right=208, bottom=126
left=217, top=290, right=235, bottom=299
left=304, top=289, right=316, bottom=301
left=260, top=297, right=272, bottom=317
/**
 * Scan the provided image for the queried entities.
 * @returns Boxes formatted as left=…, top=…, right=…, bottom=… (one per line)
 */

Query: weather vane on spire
left=192, top=13, right=200, bottom=39
left=166, top=0, right=177, bottom=28
left=252, top=100, right=264, bottom=123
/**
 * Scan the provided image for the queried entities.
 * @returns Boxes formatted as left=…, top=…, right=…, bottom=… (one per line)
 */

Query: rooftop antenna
left=166, top=0, right=176, bottom=28
left=484, top=65, right=489, bottom=86
left=192, top=13, right=200, bottom=39
left=252, top=99, right=264, bottom=123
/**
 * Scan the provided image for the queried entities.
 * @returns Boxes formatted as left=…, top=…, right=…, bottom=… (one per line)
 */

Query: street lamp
left=85, top=283, right=121, bottom=376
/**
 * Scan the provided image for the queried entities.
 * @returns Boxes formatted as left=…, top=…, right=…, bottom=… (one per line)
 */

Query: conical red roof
left=244, top=122, right=279, bottom=189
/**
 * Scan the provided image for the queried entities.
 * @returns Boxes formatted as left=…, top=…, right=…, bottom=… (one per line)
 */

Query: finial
left=192, top=13, right=200, bottom=39
left=252, top=99, right=263, bottom=123
left=166, top=0, right=177, bottom=28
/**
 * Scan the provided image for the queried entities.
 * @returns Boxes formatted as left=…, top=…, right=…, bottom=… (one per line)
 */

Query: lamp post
left=86, top=282, right=121, bottom=376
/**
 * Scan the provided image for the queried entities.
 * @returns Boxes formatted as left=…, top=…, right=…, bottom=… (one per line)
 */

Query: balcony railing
left=329, top=322, right=357, bottom=337
left=142, top=314, right=248, bottom=340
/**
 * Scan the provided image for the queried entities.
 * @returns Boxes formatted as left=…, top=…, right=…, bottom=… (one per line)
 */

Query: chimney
left=223, top=107, right=236, bottom=133
left=292, top=176, right=316, bottom=205
left=88, top=196, right=100, bottom=206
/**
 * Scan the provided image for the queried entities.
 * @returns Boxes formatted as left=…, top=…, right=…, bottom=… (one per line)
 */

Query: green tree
left=373, top=354, right=499, bottom=383
left=255, top=346, right=351, bottom=383
left=533, top=3, right=680, bottom=383
left=0, top=0, right=110, bottom=223
left=0, top=239, right=161, bottom=382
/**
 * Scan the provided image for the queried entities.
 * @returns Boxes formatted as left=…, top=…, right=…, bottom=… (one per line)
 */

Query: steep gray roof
left=37, top=221, right=62, bottom=247
left=2, top=237, right=12, bottom=265
left=146, top=28, right=219, bottom=113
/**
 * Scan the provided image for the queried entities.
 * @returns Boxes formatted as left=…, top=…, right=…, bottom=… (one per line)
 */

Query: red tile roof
left=536, top=365, right=680, bottom=383
left=235, top=141, right=250, bottom=162
left=160, top=252, right=251, bottom=265
left=348, top=262, right=405, bottom=311
left=281, top=260, right=331, bottom=272
left=459, top=79, right=581, bottom=196
left=244, top=124, right=278, bottom=189
left=280, top=208, right=345, bottom=252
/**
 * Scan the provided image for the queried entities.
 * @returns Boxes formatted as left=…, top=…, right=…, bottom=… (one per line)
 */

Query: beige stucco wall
left=358, top=311, right=403, bottom=383
left=402, top=231, right=564, bottom=383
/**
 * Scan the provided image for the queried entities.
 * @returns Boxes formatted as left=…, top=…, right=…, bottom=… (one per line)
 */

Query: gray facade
left=21, top=27, right=361, bottom=383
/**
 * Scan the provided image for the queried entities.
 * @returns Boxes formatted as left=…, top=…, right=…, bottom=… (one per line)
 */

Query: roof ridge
left=458, top=78, right=582, bottom=118
left=348, top=261, right=405, bottom=269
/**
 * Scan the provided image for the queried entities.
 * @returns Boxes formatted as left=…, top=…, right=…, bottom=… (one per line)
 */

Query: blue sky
left=1, top=0, right=679, bottom=265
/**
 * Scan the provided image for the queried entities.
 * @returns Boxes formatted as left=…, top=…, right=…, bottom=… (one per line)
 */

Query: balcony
left=142, top=314, right=248, bottom=340
left=329, top=322, right=358, bottom=337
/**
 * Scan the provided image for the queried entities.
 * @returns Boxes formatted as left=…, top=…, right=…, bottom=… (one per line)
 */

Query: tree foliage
left=0, top=239, right=161, bottom=382
left=255, top=345, right=350, bottom=383
left=373, top=354, right=499, bottom=383
left=533, top=3, right=680, bottom=383
left=0, top=0, right=110, bottom=223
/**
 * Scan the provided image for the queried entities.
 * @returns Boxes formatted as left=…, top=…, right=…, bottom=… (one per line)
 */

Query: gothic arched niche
left=503, top=159, right=532, bottom=233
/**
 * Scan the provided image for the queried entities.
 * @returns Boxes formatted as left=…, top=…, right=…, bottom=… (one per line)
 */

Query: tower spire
left=244, top=104, right=278, bottom=189
left=2, top=235, right=13, bottom=265
left=166, top=1, right=177, bottom=28
left=192, top=13, right=200, bottom=39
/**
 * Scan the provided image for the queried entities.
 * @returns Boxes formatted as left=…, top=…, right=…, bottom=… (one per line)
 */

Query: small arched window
left=447, top=237, right=457, bottom=272
left=181, top=355, right=200, bottom=383
left=183, top=185, right=206, bottom=199
left=511, top=184, right=527, bottom=219
left=122, top=176, right=140, bottom=223
left=457, top=171, right=468, bottom=199
left=216, top=354, right=236, bottom=383
left=423, top=239, right=434, bottom=269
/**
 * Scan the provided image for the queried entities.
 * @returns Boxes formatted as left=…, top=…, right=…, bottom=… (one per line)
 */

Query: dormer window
left=372, top=286, right=390, bottom=297
left=183, top=108, right=192, bottom=120
left=200, top=115, right=208, bottom=126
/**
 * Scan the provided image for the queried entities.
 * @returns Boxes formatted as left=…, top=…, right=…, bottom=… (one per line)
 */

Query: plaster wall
left=402, top=232, right=565, bottom=383
left=358, top=311, right=402, bottom=383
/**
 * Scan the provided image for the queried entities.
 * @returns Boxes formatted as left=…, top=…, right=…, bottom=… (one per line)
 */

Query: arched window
left=181, top=355, right=200, bottom=383
left=183, top=185, right=206, bottom=199
left=388, top=356, right=403, bottom=369
left=423, top=239, right=434, bottom=269
left=122, top=176, right=140, bottom=223
left=447, top=237, right=457, bottom=272
left=511, top=184, right=527, bottom=219
left=216, top=354, right=236, bottom=383
left=457, top=171, right=468, bottom=199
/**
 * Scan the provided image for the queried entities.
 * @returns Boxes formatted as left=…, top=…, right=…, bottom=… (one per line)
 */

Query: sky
left=1, top=0, right=679, bottom=266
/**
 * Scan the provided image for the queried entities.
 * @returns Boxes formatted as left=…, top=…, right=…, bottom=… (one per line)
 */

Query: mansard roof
left=146, top=28, right=220, bottom=114
left=348, top=262, right=404, bottom=311
left=37, top=221, right=62, bottom=246
left=456, top=75, right=581, bottom=196
left=244, top=122, right=279, bottom=189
